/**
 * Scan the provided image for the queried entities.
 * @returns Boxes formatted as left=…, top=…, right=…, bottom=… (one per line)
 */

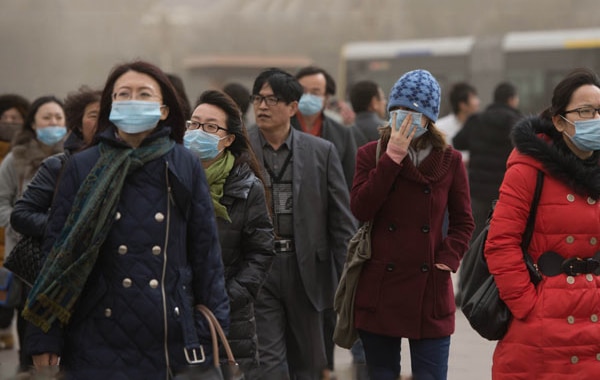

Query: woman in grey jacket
left=184, top=90, right=274, bottom=373
left=0, top=95, right=65, bottom=373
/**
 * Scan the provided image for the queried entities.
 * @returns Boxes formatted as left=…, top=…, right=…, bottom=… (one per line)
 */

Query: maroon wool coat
left=351, top=141, right=474, bottom=339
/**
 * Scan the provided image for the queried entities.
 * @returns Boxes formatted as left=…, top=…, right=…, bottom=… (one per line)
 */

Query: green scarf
left=23, top=136, right=175, bottom=332
left=204, top=150, right=235, bottom=222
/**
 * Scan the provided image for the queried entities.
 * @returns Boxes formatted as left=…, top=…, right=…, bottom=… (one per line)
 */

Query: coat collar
left=511, top=116, right=600, bottom=199
left=398, top=147, right=455, bottom=184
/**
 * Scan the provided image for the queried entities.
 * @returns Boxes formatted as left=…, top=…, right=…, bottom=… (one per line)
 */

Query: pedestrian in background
left=167, top=72, right=192, bottom=119
left=222, top=82, right=252, bottom=125
left=453, top=82, right=521, bottom=239
left=0, top=95, right=65, bottom=374
left=349, top=79, right=387, bottom=150
left=351, top=69, right=474, bottom=380
left=11, top=86, right=101, bottom=260
left=436, top=82, right=480, bottom=163
left=293, top=65, right=357, bottom=379
left=184, top=89, right=274, bottom=373
left=0, top=93, right=30, bottom=352
left=23, top=60, right=229, bottom=379
left=293, top=65, right=357, bottom=190
left=485, top=68, right=600, bottom=379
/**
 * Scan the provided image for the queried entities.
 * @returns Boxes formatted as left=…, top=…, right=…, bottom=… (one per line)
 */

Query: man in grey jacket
left=246, top=68, right=356, bottom=380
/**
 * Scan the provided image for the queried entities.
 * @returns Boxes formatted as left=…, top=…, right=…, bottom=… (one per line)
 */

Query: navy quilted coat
left=25, top=128, right=229, bottom=380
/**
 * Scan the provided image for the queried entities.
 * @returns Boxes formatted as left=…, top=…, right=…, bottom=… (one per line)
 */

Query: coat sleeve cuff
left=24, top=321, right=63, bottom=357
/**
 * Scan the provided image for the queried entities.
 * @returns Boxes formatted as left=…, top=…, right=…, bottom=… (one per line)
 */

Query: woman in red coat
left=351, top=69, right=474, bottom=380
left=485, top=68, right=600, bottom=379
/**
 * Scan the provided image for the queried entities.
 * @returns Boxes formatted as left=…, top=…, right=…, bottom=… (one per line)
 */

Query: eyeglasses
left=564, top=107, right=600, bottom=119
left=113, top=90, right=161, bottom=102
left=250, top=94, right=280, bottom=107
left=186, top=120, right=228, bottom=134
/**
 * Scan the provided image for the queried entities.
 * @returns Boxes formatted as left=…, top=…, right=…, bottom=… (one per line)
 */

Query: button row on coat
left=386, top=224, right=430, bottom=233
left=564, top=236, right=598, bottom=245
left=114, top=211, right=166, bottom=222
left=570, top=354, right=600, bottom=364
left=566, top=314, right=599, bottom=324
left=566, top=274, right=596, bottom=285
left=566, top=193, right=597, bottom=205
left=116, top=245, right=162, bottom=256
left=121, top=278, right=160, bottom=288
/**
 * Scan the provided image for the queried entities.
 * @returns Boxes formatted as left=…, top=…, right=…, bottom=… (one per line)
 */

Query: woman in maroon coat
left=351, top=70, right=474, bottom=380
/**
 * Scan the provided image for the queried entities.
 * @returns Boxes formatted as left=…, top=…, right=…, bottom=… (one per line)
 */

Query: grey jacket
left=292, top=115, right=357, bottom=190
left=248, top=126, right=356, bottom=311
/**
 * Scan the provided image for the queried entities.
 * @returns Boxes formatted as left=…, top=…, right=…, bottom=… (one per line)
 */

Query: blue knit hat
left=388, top=69, right=441, bottom=122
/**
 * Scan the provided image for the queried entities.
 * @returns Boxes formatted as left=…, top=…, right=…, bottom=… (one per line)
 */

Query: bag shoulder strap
left=196, top=304, right=238, bottom=368
left=521, top=169, right=544, bottom=253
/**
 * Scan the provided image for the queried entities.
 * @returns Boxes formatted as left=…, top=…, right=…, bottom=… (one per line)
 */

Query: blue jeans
left=358, top=330, right=450, bottom=380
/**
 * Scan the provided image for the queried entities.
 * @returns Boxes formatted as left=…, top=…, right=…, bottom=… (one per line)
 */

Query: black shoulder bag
left=460, top=170, right=544, bottom=340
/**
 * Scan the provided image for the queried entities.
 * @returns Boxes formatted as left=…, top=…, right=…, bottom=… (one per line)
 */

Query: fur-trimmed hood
left=10, top=128, right=63, bottom=182
left=510, top=116, right=600, bottom=199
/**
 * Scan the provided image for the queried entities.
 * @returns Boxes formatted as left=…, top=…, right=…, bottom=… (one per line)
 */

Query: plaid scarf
left=23, top=136, right=175, bottom=332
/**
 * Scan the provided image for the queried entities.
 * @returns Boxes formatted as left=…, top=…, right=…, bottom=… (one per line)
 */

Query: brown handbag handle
left=196, top=304, right=238, bottom=368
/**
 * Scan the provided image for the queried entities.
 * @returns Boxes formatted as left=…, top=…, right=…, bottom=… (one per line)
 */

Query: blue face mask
left=389, top=110, right=427, bottom=138
left=109, top=100, right=163, bottom=134
left=183, top=129, right=226, bottom=161
left=298, top=94, right=324, bottom=116
left=36, top=126, right=67, bottom=146
left=561, top=116, right=600, bottom=152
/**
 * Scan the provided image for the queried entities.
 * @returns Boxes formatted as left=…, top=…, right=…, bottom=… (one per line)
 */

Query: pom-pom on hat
left=388, top=69, right=441, bottom=122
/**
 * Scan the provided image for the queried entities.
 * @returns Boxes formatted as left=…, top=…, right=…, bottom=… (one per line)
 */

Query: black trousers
left=247, top=252, right=327, bottom=380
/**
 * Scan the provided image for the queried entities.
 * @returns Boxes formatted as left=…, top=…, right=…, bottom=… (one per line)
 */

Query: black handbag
left=3, top=234, right=44, bottom=287
left=174, top=305, right=244, bottom=380
left=460, top=170, right=544, bottom=340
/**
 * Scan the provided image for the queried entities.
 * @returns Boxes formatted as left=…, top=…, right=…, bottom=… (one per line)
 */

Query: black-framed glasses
left=250, top=94, right=280, bottom=106
left=185, top=120, right=228, bottom=134
left=564, top=107, right=600, bottom=119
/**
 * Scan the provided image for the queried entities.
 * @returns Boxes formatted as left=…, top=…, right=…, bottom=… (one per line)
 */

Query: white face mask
left=183, top=129, right=226, bottom=161
left=109, top=100, right=162, bottom=134
left=560, top=115, right=600, bottom=152
left=389, top=110, right=427, bottom=138
left=298, top=94, right=324, bottom=116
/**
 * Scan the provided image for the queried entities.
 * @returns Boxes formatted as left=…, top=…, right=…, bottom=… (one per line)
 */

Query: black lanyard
left=263, top=150, right=293, bottom=183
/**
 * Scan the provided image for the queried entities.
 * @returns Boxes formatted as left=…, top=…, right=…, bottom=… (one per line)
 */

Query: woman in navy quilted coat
left=23, top=61, right=229, bottom=379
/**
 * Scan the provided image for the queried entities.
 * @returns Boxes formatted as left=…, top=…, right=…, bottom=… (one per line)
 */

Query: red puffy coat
left=485, top=117, right=600, bottom=379
left=351, top=140, right=473, bottom=339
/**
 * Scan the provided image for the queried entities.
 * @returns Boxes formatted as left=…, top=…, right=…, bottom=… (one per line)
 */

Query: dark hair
left=252, top=68, right=303, bottom=103
left=23, top=95, right=64, bottom=135
left=196, top=90, right=270, bottom=209
left=349, top=80, right=381, bottom=113
left=493, top=82, right=517, bottom=104
left=0, top=94, right=30, bottom=121
left=448, top=82, right=477, bottom=114
left=544, top=68, right=600, bottom=119
left=222, top=83, right=251, bottom=116
left=64, top=86, right=101, bottom=136
left=167, top=73, right=191, bottom=120
left=97, top=60, right=186, bottom=143
left=295, top=65, right=336, bottom=96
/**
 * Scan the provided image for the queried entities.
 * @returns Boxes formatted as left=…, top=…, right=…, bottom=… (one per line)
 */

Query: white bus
left=339, top=28, right=600, bottom=115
